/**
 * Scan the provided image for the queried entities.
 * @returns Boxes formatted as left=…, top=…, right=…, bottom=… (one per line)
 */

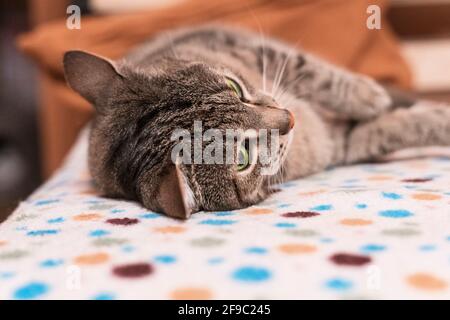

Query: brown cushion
left=17, top=0, right=412, bottom=176
left=19, top=0, right=411, bottom=86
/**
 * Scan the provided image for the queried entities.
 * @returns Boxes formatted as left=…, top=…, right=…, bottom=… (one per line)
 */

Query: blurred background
left=1, top=0, right=450, bottom=222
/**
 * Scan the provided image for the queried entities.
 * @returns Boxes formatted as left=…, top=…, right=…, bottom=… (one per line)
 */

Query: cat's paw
left=345, top=125, right=376, bottom=164
left=345, top=141, right=367, bottom=165
left=349, top=76, right=392, bottom=120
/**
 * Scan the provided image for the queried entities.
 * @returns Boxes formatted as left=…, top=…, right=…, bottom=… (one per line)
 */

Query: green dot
left=285, top=229, right=318, bottom=237
left=190, top=237, right=225, bottom=247
left=382, top=229, right=420, bottom=237
left=92, top=238, right=128, bottom=246
left=0, top=250, right=29, bottom=260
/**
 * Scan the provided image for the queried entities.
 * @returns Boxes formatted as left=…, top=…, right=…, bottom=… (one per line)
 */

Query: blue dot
left=280, top=182, right=296, bottom=188
left=92, top=292, right=115, bottom=300
left=35, top=199, right=59, bottom=206
left=40, top=259, right=64, bottom=268
left=245, top=247, right=268, bottom=255
left=0, top=272, right=15, bottom=279
left=382, top=192, right=402, bottom=200
left=355, top=203, right=367, bottom=209
left=274, top=222, right=296, bottom=228
left=89, top=229, right=110, bottom=237
left=121, top=245, right=135, bottom=253
left=325, top=278, right=353, bottom=291
left=27, top=229, right=59, bottom=236
left=340, top=185, right=365, bottom=189
left=379, top=209, right=412, bottom=218
left=139, top=213, right=160, bottom=219
left=215, top=211, right=234, bottom=216
left=320, top=237, right=334, bottom=243
left=419, top=244, right=436, bottom=252
left=361, top=244, right=386, bottom=253
left=232, top=266, right=272, bottom=282
left=111, top=209, right=125, bottom=213
left=208, top=257, right=224, bottom=265
left=47, top=217, right=65, bottom=224
left=310, top=204, right=333, bottom=211
left=277, top=204, right=291, bottom=208
left=85, top=199, right=101, bottom=204
left=200, top=219, right=236, bottom=226
left=154, top=255, right=176, bottom=264
left=13, top=282, right=49, bottom=299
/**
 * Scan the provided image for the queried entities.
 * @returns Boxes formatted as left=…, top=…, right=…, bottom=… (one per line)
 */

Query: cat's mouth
left=280, top=130, right=294, bottom=165
left=262, top=129, right=293, bottom=188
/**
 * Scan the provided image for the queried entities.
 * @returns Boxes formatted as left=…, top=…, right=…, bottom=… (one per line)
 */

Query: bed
left=1, top=129, right=449, bottom=299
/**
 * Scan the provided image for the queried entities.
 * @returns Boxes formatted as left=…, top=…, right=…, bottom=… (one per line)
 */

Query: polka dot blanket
left=1, top=130, right=450, bottom=300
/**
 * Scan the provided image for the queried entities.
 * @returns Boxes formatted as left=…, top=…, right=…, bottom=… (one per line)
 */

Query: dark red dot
left=113, top=263, right=153, bottom=278
left=401, top=178, right=432, bottom=183
left=106, top=218, right=139, bottom=225
left=330, top=253, right=371, bottom=266
left=282, top=211, right=320, bottom=218
left=269, top=188, right=282, bottom=194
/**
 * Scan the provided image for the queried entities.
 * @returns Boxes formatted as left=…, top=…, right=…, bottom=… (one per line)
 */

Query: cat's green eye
left=226, top=78, right=243, bottom=99
left=237, top=143, right=250, bottom=171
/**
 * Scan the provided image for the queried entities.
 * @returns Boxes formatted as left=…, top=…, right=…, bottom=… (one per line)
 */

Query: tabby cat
left=63, top=25, right=450, bottom=219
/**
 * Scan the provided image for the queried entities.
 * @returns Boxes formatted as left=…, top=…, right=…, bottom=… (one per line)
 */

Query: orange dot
left=73, top=213, right=103, bottom=221
left=154, top=226, right=186, bottom=234
left=0, top=240, right=7, bottom=246
left=367, top=175, right=393, bottom=181
left=74, top=252, right=109, bottom=265
left=245, top=208, right=273, bottom=215
left=278, top=243, right=317, bottom=254
left=340, top=218, right=373, bottom=226
left=408, top=161, right=428, bottom=169
left=79, top=189, right=98, bottom=195
left=412, top=193, right=442, bottom=201
left=407, top=273, right=447, bottom=291
left=298, top=189, right=326, bottom=196
left=79, top=171, right=91, bottom=179
left=170, top=288, right=212, bottom=300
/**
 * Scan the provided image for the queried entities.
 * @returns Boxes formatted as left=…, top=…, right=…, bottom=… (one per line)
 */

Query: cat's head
left=64, top=50, right=294, bottom=219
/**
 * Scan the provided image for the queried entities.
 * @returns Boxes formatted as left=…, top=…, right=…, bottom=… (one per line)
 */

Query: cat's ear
left=63, top=50, right=122, bottom=105
left=157, top=164, right=194, bottom=219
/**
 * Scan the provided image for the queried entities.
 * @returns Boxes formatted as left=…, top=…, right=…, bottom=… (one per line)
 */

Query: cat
left=63, top=25, right=450, bottom=219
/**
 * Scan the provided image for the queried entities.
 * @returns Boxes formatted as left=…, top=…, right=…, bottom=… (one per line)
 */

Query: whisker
left=165, top=33, right=179, bottom=59
left=272, top=38, right=304, bottom=100
left=271, top=58, right=284, bottom=96
left=258, top=28, right=268, bottom=94
left=272, top=48, right=295, bottom=99
left=275, top=72, right=308, bottom=103
left=246, top=8, right=268, bottom=94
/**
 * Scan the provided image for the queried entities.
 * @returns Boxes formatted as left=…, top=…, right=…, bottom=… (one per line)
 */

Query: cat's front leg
left=284, top=53, right=393, bottom=121
left=345, top=101, right=450, bottom=163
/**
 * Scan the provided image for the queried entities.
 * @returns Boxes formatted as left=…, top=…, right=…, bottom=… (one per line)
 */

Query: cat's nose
left=258, top=105, right=295, bottom=136
left=287, top=109, right=295, bottom=130
left=276, top=107, right=295, bottom=135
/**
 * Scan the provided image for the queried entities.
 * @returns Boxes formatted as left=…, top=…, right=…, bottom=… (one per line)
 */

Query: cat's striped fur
left=64, top=25, right=450, bottom=218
